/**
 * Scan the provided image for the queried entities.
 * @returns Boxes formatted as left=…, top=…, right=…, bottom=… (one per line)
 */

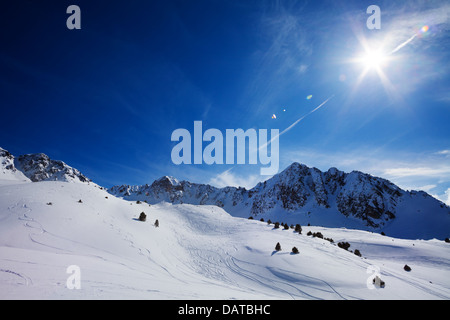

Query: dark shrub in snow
left=404, top=264, right=411, bottom=272
left=275, top=242, right=281, bottom=251
left=338, top=242, right=351, bottom=251
left=312, top=232, right=323, bottom=239
left=138, top=212, right=147, bottom=222
left=354, top=249, right=362, bottom=257
left=294, top=224, right=302, bottom=234
left=292, top=247, right=299, bottom=254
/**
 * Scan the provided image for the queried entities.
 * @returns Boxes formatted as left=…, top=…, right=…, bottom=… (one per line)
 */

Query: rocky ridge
left=109, top=163, right=449, bottom=230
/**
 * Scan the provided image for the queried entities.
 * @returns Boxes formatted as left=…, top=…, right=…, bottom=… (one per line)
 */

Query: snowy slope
left=1, top=180, right=449, bottom=300
left=0, top=147, right=30, bottom=182
left=109, top=163, right=450, bottom=240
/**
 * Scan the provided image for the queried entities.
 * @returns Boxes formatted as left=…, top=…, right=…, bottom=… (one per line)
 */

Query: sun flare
left=349, top=37, right=399, bottom=101
left=358, top=49, right=388, bottom=70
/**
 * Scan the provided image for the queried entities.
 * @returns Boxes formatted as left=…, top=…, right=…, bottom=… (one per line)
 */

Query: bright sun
left=359, top=49, right=388, bottom=70
left=350, top=43, right=397, bottom=99
left=350, top=33, right=408, bottom=101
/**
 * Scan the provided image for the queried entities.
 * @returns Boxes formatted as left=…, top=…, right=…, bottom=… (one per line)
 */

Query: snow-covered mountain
left=0, top=147, right=91, bottom=184
left=4, top=146, right=447, bottom=240
left=109, top=163, right=450, bottom=240
left=1, top=147, right=449, bottom=299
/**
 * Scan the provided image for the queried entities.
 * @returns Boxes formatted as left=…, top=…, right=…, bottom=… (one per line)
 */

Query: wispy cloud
left=428, top=187, right=450, bottom=206
left=380, top=149, right=450, bottom=182
left=444, top=188, right=450, bottom=206
left=208, top=167, right=263, bottom=189
left=241, top=2, right=314, bottom=112
left=382, top=2, right=450, bottom=50
left=383, top=166, right=450, bottom=179
left=436, top=150, right=450, bottom=157
left=298, top=64, right=309, bottom=74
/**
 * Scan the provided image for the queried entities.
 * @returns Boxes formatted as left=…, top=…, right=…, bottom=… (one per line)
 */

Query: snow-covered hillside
left=1, top=180, right=449, bottom=299
left=109, top=163, right=450, bottom=240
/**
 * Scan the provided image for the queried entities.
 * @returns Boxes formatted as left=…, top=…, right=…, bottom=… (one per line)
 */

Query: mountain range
left=2, top=147, right=449, bottom=239
left=109, top=164, right=449, bottom=240
left=1, top=146, right=449, bottom=300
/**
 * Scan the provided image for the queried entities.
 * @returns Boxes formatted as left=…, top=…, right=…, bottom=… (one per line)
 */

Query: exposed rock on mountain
left=15, top=152, right=91, bottom=183
left=0, top=147, right=91, bottom=183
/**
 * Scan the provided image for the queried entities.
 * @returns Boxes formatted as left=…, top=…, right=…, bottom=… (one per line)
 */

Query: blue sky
left=1, top=0, right=449, bottom=204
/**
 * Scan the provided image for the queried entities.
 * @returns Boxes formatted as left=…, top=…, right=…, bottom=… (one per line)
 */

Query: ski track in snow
left=227, top=256, right=319, bottom=299
left=0, top=268, right=32, bottom=286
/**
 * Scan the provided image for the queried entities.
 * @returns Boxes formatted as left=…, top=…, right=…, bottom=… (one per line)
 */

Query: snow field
left=0, top=181, right=449, bottom=299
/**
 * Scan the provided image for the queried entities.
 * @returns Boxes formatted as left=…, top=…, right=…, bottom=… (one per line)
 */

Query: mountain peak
left=0, top=148, right=92, bottom=184
left=155, top=175, right=180, bottom=186
left=150, top=175, right=182, bottom=194
left=15, top=152, right=91, bottom=183
left=284, top=162, right=309, bottom=171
